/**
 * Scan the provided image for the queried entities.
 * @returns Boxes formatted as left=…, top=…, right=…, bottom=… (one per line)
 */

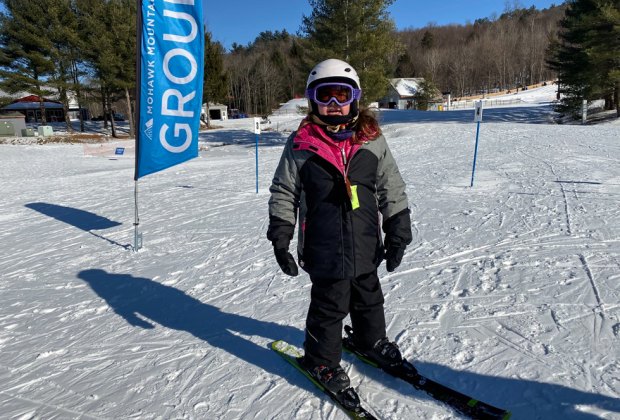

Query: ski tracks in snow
left=382, top=123, right=620, bottom=418
left=1, top=120, right=619, bottom=419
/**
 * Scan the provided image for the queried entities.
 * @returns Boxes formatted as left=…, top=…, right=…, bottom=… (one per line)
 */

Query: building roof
left=0, top=90, right=81, bottom=109
left=0, top=112, right=25, bottom=119
left=390, top=78, right=425, bottom=98
left=203, top=102, right=227, bottom=108
left=2, top=95, right=63, bottom=110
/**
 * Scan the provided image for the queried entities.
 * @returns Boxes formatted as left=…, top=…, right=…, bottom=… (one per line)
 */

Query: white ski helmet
left=306, top=58, right=361, bottom=89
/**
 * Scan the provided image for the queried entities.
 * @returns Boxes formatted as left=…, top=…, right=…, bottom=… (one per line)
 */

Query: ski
left=343, top=326, right=511, bottom=420
left=271, top=340, right=379, bottom=420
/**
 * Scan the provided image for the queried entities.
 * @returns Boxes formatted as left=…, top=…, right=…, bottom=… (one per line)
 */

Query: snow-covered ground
left=1, top=86, right=619, bottom=419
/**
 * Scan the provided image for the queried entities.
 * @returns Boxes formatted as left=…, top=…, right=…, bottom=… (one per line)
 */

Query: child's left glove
left=384, top=237, right=406, bottom=272
left=382, top=208, right=413, bottom=272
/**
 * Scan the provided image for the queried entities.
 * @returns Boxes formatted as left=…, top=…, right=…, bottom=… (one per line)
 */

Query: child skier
left=267, top=59, right=413, bottom=394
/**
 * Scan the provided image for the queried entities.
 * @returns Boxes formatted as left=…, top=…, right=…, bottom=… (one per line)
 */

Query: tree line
left=222, top=0, right=400, bottom=117
left=0, top=0, right=617, bottom=135
left=394, top=5, right=566, bottom=98
left=222, top=3, right=567, bottom=113
left=221, top=0, right=618, bottom=119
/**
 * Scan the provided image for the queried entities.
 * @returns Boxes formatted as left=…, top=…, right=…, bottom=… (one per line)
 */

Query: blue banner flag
left=135, top=0, right=204, bottom=179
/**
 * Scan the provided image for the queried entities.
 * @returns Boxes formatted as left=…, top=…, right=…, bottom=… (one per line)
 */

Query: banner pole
left=134, top=180, right=142, bottom=250
left=133, top=0, right=143, bottom=251
left=131, top=0, right=203, bottom=249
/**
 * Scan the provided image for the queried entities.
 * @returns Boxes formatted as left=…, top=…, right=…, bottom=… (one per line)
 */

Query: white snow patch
left=0, top=90, right=619, bottom=419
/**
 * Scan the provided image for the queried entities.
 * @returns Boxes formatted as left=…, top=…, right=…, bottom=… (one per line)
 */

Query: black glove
left=267, top=217, right=298, bottom=277
left=274, top=247, right=299, bottom=276
left=382, top=209, right=412, bottom=272
left=384, top=237, right=406, bottom=272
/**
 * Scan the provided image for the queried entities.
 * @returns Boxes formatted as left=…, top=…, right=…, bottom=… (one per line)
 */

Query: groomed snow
left=1, top=87, right=619, bottom=419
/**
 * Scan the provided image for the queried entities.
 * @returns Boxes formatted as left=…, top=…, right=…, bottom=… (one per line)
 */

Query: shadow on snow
left=378, top=104, right=557, bottom=125
left=77, top=269, right=318, bottom=399
left=78, top=269, right=619, bottom=418
left=344, top=351, right=619, bottom=419
left=197, top=104, right=558, bottom=149
left=25, top=202, right=128, bottom=249
left=199, top=129, right=289, bottom=148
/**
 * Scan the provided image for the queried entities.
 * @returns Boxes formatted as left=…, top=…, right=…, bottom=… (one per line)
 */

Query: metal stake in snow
left=470, top=100, right=483, bottom=187
left=582, top=99, right=588, bottom=125
left=134, top=181, right=143, bottom=251
left=254, top=118, right=261, bottom=193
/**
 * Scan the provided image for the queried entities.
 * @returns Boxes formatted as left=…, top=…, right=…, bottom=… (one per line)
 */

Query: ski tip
left=271, top=340, right=304, bottom=359
left=271, top=340, right=287, bottom=351
left=467, top=398, right=512, bottom=419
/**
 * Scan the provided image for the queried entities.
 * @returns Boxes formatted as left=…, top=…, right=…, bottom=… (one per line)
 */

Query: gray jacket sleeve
left=267, top=133, right=301, bottom=248
left=374, top=135, right=409, bottom=221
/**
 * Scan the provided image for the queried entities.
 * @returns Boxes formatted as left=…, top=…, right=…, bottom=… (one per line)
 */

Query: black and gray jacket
left=267, top=121, right=412, bottom=279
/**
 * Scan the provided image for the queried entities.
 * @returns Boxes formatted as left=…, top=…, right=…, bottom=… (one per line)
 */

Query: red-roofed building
left=1, top=95, right=65, bottom=123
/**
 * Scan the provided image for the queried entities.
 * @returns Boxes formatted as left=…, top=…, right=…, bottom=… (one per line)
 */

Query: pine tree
left=75, top=0, right=136, bottom=137
left=548, top=0, right=620, bottom=118
left=420, top=30, right=434, bottom=50
left=46, top=0, right=82, bottom=132
left=75, top=0, right=114, bottom=131
left=107, top=0, right=137, bottom=137
left=0, top=0, right=56, bottom=123
left=414, top=78, right=440, bottom=110
left=202, top=30, right=228, bottom=128
left=301, top=0, right=398, bottom=103
left=587, top=1, right=620, bottom=116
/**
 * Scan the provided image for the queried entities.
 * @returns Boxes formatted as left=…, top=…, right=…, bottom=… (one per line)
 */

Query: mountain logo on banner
left=144, top=118, right=153, bottom=141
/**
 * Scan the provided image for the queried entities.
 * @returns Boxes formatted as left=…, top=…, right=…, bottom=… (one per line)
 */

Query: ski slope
left=1, top=88, right=619, bottom=419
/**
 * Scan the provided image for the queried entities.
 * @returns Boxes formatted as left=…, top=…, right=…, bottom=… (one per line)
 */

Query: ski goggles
left=306, top=82, right=362, bottom=106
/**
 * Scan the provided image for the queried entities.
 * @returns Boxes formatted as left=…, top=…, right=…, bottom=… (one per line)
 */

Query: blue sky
left=204, top=0, right=563, bottom=50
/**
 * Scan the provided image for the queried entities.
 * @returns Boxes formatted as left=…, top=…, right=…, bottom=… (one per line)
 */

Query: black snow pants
left=303, top=270, right=387, bottom=368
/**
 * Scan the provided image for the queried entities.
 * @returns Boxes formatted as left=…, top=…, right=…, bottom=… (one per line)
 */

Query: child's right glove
left=273, top=245, right=299, bottom=276
left=267, top=216, right=298, bottom=276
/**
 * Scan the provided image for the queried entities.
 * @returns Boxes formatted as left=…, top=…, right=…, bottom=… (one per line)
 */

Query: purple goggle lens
left=306, top=82, right=362, bottom=106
